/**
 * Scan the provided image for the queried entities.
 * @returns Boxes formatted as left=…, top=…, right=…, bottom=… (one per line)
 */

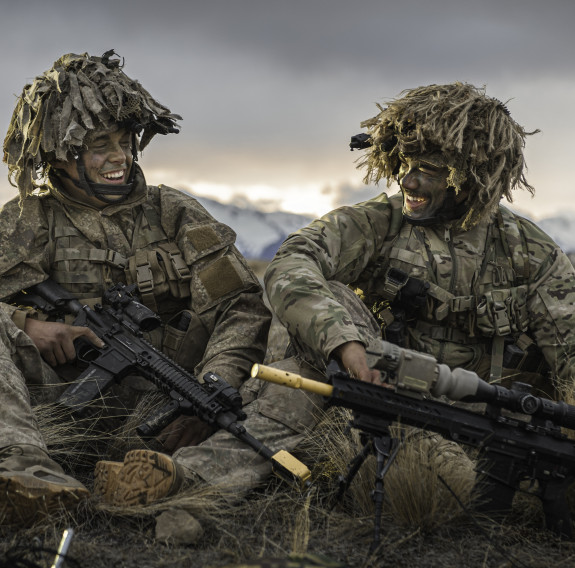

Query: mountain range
left=195, top=196, right=314, bottom=260
left=195, top=195, right=575, bottom=261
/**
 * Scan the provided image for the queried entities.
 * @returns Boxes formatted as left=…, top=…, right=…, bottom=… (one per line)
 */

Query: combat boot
left=94, top=449, right=185, bottom=506
left=0, top=444, right=90, bottom=526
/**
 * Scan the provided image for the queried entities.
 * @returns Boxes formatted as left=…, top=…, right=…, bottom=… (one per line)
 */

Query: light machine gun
left=13, top=279, right=310, bottom=488
left=252, top=340, right=575, bottom=545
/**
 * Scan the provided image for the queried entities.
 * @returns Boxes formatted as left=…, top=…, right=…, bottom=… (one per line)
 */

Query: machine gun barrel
left=252, top=361, right=575, bottom=538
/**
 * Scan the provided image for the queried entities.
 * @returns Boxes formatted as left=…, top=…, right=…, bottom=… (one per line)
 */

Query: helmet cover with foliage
left=3, top=49, right=181, bottom=200
left=357, top=82, right=538, bottom=230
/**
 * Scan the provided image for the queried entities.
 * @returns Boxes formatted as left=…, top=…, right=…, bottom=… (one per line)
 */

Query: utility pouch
left=156, top=243, right=192, bottom=299
left=162, top=309, right=209, bottom=371
left=382, top=312, right=407, bottom=347
left=475, top=286, right=528, bottom=337
left=502, top=343, right=525, bottom=368
left=501, top=336, right=549, bottom=374
left=381, top=267, right=409, bottom=301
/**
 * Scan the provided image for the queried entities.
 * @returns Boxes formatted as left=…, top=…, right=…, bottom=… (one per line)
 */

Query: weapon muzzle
left=251, top=364, right=333, bottom=397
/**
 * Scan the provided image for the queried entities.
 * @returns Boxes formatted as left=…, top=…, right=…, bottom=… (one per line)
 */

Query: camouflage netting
left=3, top=50, right=182, bottom=199
left=358, top=82, right=539, bottom=230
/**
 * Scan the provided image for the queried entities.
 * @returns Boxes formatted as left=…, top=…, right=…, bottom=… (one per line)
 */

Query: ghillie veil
left=358, top=82, right=539, bottom=230
left=3, top=49, right=181, bottom=201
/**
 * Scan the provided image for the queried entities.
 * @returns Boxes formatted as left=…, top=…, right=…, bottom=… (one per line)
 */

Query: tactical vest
left=358, top=195, right=548, bottom=384
left=46, top=200, right=191, bottom=315
left=43, top=197, right=210, bottom=368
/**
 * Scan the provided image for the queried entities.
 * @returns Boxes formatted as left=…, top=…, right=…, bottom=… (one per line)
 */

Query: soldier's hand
left=333, top=341, right=381, bottom=384
left=24, top=319, right=104, bottom=367
left=158, top=415, right=217, bottom=453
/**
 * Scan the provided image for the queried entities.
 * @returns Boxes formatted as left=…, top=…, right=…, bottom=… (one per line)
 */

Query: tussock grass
left=2, top=394, right=571, bottom=568
left=3, top=277, right=575, bottom=565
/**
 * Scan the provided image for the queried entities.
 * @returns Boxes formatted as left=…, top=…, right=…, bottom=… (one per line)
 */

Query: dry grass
left=3, top=271, right=575, bottom=566
left=1, top=397, right=573, bottom=567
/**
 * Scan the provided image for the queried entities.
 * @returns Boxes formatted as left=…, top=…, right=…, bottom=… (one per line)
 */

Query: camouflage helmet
left=357, top=82, right=538, bottom=230
left=3, top=50, right=181, bottom=199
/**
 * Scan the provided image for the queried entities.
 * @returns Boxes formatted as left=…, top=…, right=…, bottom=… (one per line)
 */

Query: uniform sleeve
left=524, top=220, right=575, bottom=394
left=264, top=194, right=393, bottom=362
left=162, top=187, right=271, bottom=389
left=194, top=276, right=271, bottom=388
left=0, top=196, right=51, bottom=301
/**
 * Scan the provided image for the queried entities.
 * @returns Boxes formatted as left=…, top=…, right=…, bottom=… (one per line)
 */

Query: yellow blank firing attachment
left=272, top=450, right=312, bottom=487
left=251, top=364, right=334, bottom=397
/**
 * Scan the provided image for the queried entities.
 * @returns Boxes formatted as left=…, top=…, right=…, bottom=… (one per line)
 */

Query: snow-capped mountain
left=195, top=196, right=314, bottom=260
left=194, top=194, right=575, bottom=260
left=536, top=213, right=575, bottom=256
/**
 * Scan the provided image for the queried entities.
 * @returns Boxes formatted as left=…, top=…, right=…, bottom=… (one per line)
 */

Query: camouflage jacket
left=265, top=192, right=575, bottom=395
left=0, top=166, right=270, bottom=388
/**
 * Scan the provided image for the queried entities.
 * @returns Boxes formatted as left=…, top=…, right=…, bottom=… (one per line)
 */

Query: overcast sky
left=1, top=0, right=574, bottom=219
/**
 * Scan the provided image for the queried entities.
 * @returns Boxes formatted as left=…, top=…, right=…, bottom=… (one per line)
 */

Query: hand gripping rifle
left=13, top=279, right=310, bottom=488
left=252, top=340, right=575, bottom=546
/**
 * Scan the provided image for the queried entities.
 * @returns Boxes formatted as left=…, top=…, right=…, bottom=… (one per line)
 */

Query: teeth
left=407, top=195, right=426, bottom=202
left=102, top=170, right=124, bottom=180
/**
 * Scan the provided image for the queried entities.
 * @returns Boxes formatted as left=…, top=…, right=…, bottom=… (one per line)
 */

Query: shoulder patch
left=192, top=251, right=258, bottom=313
left=198, top=255, right=245, bottom=301
left=187, top=225, right=223, bottom=253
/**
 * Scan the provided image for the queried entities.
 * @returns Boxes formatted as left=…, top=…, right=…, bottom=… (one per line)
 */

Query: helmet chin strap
left=57, top=133, right=138, bottom=204
left=403, top=187, right=469, bottom=227
left=71, top=157, right=136, bottom=203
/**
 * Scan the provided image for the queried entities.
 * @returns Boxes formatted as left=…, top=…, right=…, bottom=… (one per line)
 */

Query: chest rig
left=46, top=200, right=191, bottom=318
left=358, top=196, right=544, bottom=382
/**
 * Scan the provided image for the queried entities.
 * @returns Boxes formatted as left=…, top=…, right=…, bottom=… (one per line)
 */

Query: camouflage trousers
left=174, top=357, right=325, bottom=492
left=0, top=284, right=474, bottom=499
left=0, top=309, right=62, bottom=449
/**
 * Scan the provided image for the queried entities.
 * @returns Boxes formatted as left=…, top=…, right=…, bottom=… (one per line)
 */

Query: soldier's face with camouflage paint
left=398, top=153, right=467, bottom=222
left=53, top=125, right=133, bottom=207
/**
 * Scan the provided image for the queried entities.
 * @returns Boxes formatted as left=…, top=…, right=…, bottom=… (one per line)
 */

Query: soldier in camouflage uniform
left=0, top=51, right=315, bottom=526
left=265, top=83, right=575, bottom=498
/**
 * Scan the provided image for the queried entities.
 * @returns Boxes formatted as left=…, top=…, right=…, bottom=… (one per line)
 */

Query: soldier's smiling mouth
left=99, top=169, right=126, bottom=184
left=404, top=192, right=429, bottom=211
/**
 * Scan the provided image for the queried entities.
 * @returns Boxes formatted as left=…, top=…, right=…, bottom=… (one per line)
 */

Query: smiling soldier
left=264, top=83, right=575, bottom=502
left=0, top=51, right=311, bottom=527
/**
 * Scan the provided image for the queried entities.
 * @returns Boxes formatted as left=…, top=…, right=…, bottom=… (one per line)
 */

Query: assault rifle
left=252, top=340, right=575, bottom=546
left=13, top=279, right=310, bottom=488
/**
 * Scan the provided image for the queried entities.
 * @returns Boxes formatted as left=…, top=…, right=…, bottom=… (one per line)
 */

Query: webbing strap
left=134, top=249, right=158, bottom=312
left=490, top=336, right=505, bottom=384
left=54, top=248, right=127, bottom=268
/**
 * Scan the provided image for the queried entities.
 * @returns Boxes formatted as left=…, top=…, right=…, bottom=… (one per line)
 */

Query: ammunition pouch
left=372, top=268, right=430, bottom=347
left=500, top=335, right=550, bottom=375
left=126, top=243, right=192, bottom=312
left=476, top=286, right=529, bottom=337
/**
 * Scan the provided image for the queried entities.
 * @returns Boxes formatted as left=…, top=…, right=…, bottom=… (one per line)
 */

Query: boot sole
left=94, top=450, right=183, bottom=506
left=0, top=471, right=89, bottom=527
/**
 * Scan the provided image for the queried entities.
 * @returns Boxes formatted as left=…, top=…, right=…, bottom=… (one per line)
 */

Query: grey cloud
left=1, top=0, right=574, bottom=219
left=325, top=181, right=396, bottom=209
